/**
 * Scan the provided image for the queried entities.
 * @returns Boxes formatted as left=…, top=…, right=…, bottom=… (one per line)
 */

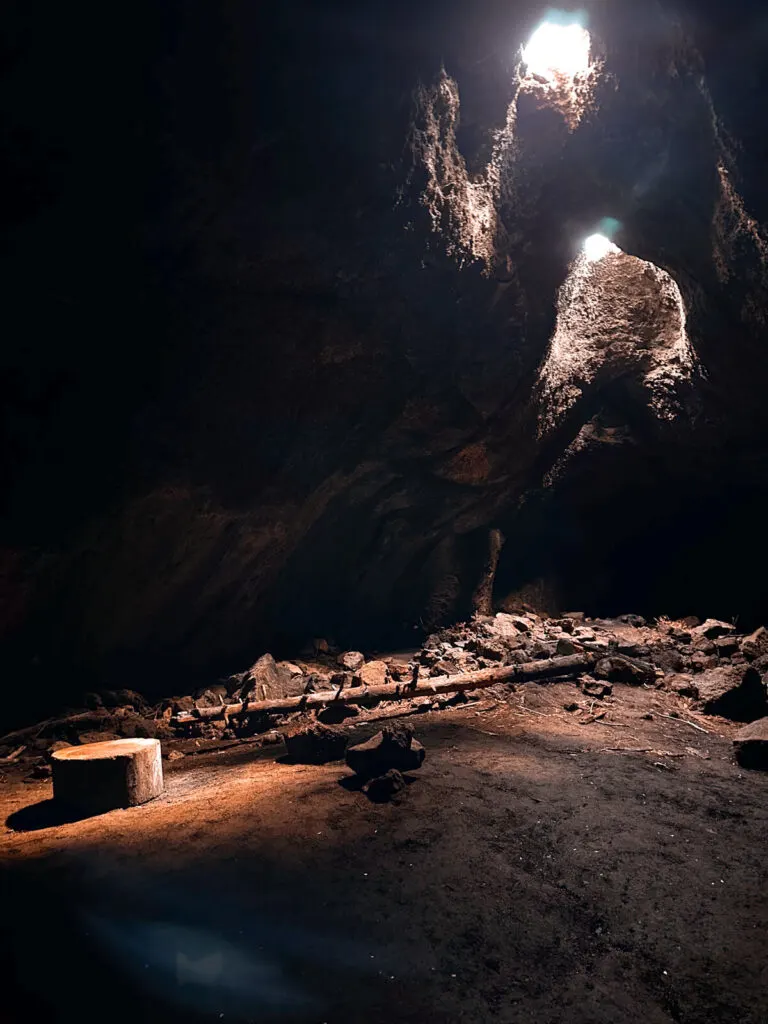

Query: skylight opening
left=583, top=234, right=620, bottom=262
left=521, top=21, right=591, bottom=82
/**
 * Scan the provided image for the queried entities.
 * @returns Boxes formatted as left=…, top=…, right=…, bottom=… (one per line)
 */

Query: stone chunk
left=692, top=619, right=735, bottom=640
left=741, top=626, right=768, bottom=661
left=346, top=725, right=425, bottom=779
left=337, top=651, right=365, bottom=672
left=363, top=769, right=407, bottom=802
left=695, top=665, right=767, bottom=721
left=733, top=718, right=768, bottom=769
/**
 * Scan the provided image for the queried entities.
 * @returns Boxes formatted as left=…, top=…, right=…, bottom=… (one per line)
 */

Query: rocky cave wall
left=3, top=0, right=768, bottom=721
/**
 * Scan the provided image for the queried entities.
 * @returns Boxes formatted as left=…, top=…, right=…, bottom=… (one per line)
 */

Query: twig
left=661, top=713, right=710, bottom=734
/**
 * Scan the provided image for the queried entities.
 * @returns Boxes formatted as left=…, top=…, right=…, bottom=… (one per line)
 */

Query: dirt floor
left=1, top=679, right=767, bottom=1024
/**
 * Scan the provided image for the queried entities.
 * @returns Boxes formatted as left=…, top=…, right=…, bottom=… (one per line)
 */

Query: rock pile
left=3, top=611, right=768, bottom=777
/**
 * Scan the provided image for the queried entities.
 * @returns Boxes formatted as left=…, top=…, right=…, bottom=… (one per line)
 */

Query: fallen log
left=172, top=653, right=594, bottom=725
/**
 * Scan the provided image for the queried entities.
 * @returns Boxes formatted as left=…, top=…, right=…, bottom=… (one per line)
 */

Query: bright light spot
left=522, top=22, right=591, bottom=81
left=583, top=234, right=620, bottom=262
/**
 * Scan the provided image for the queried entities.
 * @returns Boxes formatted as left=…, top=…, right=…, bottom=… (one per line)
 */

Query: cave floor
left=1, top=681, right=766, bottom=1024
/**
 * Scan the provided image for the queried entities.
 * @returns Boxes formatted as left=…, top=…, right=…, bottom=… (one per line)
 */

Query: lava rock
left=345, top=725, right=425, bottom=778
left=283, top=722, right=348, bottom=764
left=650, top=647, right=685, bottom=674
left=318, top=704, right=360, bottom=724
left=741, top=626, right=768, bottom=661
left=556, top=638, right=577, bottom=656
left=663, top=674, right=699, bottom=698
left=733, top=718, right=768, bottom=769
left=619, top=614, right=646, bottom=627
left=695, top=665, right=768, bottom=721
left=337, top=651, right=365, bottom=672
left=692, top=619, right=735, bottom=640
left=240, top=653, right=306, bottom=701
left=363, top=768, right=406, bottom=802
left=594, top=656, right=656, bottom=686
left=194, top=688, right=225, bottom=708
left=714, top=636, right=740, bottom=658
left=690, top=652, right=718, bottom=673
left=581, top=678, right=612, bottom=698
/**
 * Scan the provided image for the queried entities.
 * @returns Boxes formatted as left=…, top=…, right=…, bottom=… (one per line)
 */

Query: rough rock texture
left=346, top=725, right=425, bottom=779
left=4, top=2, right=768, bottom=726
left=694, top=666, right=768, bottom=721
left=733, top=718, right=768, bottom=770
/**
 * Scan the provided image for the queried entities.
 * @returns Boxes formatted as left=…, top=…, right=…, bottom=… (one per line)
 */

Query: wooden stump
left=51, top=738, right=163, bottom=814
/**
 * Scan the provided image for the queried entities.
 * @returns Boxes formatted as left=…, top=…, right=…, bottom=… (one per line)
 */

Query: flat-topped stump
left=51, top=738, right=163, bottom=814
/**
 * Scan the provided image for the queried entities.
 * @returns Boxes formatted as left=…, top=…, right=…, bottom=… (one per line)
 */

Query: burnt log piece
left=51, top=738, right=163, bottom=814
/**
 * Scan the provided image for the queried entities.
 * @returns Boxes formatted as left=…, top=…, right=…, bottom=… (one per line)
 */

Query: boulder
left=240, top=653, right=306, bottom=701
left=733, top=718, right=768, bottom=769
left=346, top=725, right=425, bottom=779
left=692, top=619, right=735, bottom=640
left=695, top=665, right=768, bottom=721
left=283, top=723, right=348, bottom=764
left=337, top=651, right=365, bottom=672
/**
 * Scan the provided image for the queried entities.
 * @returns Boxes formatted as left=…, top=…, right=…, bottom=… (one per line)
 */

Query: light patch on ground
left=537, top=248, right=698, bottom=434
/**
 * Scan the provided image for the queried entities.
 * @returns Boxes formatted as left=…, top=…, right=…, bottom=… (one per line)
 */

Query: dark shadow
left=337, top=772, right=418, bottom=802
left=6, top=798, right=100, bottom=832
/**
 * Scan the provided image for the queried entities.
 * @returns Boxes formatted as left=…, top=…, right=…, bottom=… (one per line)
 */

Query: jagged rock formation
left=3, top=0, right=768, bottom=724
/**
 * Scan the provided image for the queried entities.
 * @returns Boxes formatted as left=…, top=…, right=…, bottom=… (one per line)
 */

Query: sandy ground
left=1, top=680, right=767, bottom=1024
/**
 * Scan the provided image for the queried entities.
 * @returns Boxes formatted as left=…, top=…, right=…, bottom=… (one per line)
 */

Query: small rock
left=337, top=651, right=365, bottom=672
left=284, top=723, right=348, bottom=764
left=562, top=612, right=586, bottom=622
left=664, top=674, right=699, bottom=698
left=594, top=656, right=655, bottom=686
left=388, top=662, right=411, bottom=682
left=172, top=696, right=195, bottom=713
left=669, top=628, right=692, bottom=643
left=564, top=701, right=581, bottom=712
left=693, top=618, right=735, bottom=640
left=313, top=638, right=330, bottom=654
left=690, top=652, right=718, bottom=673
left=680, top=615, right=700, bottom=628
left=714, top=636, right=740, bottom=658
left=556, top=638, right=577, bottom=656
left=303, top=672, right=329, bottom=694
left=346, top=725, right=425, bottom=778
left=581, top=678, right=612, bottom=698
left=741, top=626, right=768, bottom=661
left=619, top=614, right=646, bottom=627
left=733, top=718, right=768, bottom=769
left=166, top=749, right=185, bottom=762
left=29, top=761, right=52, bottom=779
left=552, top=618, right=575, bottom=633
left=362, top=769, right=406, bottom=802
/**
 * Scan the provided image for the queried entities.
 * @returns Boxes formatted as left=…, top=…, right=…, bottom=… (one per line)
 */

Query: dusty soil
left=1, top=680, right=766, bottom=1024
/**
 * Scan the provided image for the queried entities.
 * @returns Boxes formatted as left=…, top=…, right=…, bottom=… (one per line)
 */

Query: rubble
left=3, top=608, right=768, bottom=766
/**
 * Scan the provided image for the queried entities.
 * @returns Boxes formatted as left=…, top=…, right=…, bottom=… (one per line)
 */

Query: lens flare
left=521, top=22, right=591, bottom=81
left=583, top=234, right=620, bottom=262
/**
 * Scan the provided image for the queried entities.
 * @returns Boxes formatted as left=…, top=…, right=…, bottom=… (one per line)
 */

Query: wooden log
left=172, top=653, right=594, bottom=724
left=52, top=738, right=163, bottom=814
